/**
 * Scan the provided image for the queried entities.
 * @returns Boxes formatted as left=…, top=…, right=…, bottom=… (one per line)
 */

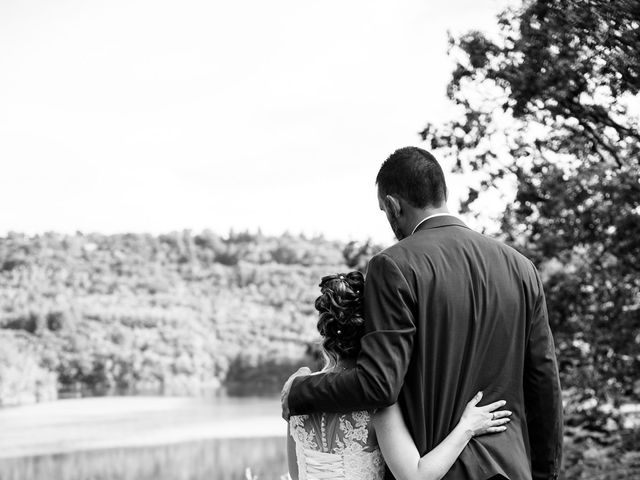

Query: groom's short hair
left=376, top=147, right=447, bottom=208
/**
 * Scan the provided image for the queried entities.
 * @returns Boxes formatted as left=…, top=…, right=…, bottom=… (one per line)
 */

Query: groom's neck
left=406, top=205, right=450, bottom=233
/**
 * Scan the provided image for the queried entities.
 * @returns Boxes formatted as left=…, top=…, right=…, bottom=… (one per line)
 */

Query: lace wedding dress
left=289, top=410, right=385, bottom=480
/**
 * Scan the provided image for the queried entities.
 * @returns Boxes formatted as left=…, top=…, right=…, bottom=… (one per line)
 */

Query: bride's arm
left=372, top=392, right=511, bottom=480
left=287, top=424, right=299, bottom=480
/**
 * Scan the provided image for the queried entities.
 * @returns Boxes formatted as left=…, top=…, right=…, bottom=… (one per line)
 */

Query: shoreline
left=0, top=396, right=287, bottom=459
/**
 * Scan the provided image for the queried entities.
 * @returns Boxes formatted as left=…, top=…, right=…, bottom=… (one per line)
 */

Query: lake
left=0, top=396, right=289, bottom=480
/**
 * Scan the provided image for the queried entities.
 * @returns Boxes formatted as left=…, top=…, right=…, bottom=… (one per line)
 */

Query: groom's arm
left=524, top=265, right=563, bottom=480
left=287, top=253, right=417, bottom=416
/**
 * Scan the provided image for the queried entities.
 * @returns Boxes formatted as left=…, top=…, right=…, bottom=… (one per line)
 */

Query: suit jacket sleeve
left=524, top=264, right=563, bottom=480
left=288, top=253, right=417, bottom=415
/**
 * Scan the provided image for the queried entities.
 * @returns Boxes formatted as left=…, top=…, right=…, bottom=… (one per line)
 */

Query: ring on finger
left=491, top=412, right=495, bottom=420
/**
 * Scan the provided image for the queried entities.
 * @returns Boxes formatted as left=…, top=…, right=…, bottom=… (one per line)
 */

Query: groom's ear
left=385, top=195, right=402, bottom=218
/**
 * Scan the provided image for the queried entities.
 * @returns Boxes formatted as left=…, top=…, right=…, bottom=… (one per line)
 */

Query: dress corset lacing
left=304, top=450, right=345, bottom=480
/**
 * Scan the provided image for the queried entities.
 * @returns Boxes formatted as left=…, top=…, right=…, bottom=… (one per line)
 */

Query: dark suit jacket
left=288, top=216, right=563, bottom=480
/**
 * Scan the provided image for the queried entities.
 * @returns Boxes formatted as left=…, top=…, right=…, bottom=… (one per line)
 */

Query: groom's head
left=376, top=147, right=448, bottom=241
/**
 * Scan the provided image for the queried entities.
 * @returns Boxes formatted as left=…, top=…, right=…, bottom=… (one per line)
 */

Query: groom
left=281, top=147, right=563, bottom=480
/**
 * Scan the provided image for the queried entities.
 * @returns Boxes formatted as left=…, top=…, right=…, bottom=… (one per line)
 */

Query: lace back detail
left=290, top=410, right=385, bottom=480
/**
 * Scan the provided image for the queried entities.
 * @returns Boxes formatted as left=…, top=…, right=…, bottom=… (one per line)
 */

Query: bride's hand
left=281, top=367, right=312, bottom=420
left=458, top=391, right=512, bottom=437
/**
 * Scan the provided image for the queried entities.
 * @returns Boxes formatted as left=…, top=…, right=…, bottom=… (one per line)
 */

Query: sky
left=0, top=0, right=511, bottom=244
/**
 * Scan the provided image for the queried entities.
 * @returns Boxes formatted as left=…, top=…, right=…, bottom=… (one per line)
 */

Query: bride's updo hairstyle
left=314, top=271, right=365, bottom=368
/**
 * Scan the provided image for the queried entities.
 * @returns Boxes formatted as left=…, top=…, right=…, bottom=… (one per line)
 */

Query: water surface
left=0, top=396, right=288, bottom=480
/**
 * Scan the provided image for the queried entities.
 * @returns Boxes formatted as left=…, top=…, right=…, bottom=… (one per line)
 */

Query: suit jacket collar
left=412, top=214, right=469, bottom=234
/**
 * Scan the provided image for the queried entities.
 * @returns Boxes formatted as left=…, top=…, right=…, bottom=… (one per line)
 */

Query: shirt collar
left=410, top=213, right=456, bottom=236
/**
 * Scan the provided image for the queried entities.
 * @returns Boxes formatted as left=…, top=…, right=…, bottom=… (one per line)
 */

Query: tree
left=343, top=240, right=383, bottom=272
left=421, top=0, right=640, bottom=453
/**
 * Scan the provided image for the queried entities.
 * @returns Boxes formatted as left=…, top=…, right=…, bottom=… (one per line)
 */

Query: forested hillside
left=0, top=231, right=363, bottom=405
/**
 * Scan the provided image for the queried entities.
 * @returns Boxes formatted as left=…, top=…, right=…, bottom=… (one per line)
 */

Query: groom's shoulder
left=365, top=247, right=418, bottom=287
left=465, top=228, right=536, bottom=265
left=374, top=241, right=413, bottom=262
left=369, top=230, right=451, bottom=264
left=368, top=241, right=423, bottom=273
left=472, top=231, right=540, bottom=279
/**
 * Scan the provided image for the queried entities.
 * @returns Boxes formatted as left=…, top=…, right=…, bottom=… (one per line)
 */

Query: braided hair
left=314, top=271, right=365, bottom=368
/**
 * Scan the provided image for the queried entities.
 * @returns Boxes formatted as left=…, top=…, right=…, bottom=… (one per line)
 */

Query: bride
left=286, top=271, right=512, bottom=480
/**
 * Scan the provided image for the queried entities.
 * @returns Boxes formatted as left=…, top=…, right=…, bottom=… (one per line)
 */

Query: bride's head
left=314, top=271, right=365, bottom=369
